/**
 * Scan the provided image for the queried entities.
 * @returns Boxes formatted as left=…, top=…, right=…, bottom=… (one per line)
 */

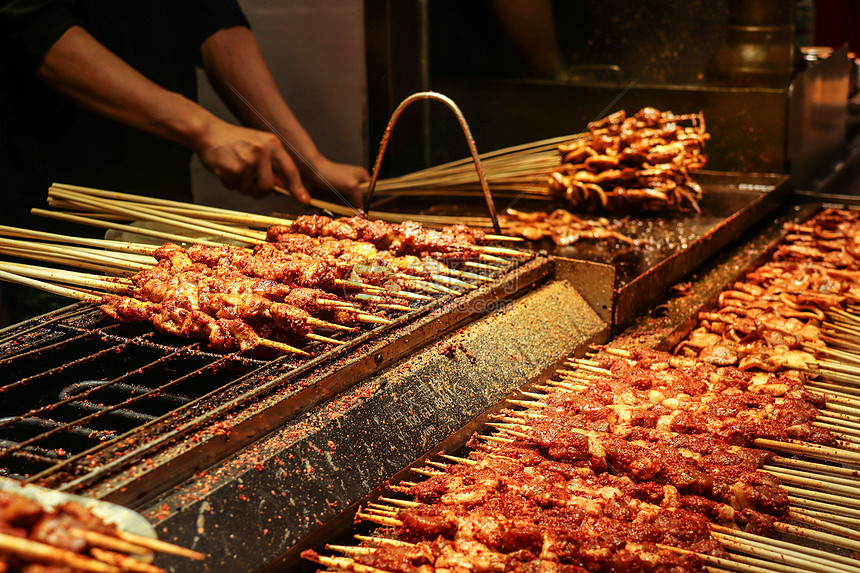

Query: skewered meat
left=674, top=208, right=860, bottom=374
left=283, top=215, right=487, bottom=259
left=100, top=296, right=264, bottom=353
left=548, top=108, right=709, bottom=214
left=498, top=208, right=636, bottom=245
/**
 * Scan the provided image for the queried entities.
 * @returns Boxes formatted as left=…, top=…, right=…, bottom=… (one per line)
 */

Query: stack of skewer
left=303, top=345, right=860, bottom=573
left=0, top=183, right=529, bottom=356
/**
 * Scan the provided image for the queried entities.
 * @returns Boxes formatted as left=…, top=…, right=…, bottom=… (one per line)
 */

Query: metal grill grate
left=0, top=254, right=537, bottom=506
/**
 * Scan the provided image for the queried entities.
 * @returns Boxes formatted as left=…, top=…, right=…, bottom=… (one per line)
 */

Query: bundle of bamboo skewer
left=355, top=107, right=708, bottom=215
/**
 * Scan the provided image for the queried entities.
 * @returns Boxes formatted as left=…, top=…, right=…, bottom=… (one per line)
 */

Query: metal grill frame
left=0, top=253, right=547, bottom=508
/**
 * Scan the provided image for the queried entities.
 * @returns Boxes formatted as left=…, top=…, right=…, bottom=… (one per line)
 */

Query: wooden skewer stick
left=0, top=262, right=134, bottom=294
left=354, top=511, right=403, bottom=528
left=782, top=483, right=860, bottom=509
left=51, top=182, right=293, bottom=223
left=0, top=245, right=139, bottom=276
left=714, top=534, right=855, bottom=573
left=711, top=530, right=860, bottom=573
left=255, top=338, right=311, bottom=356
left=0, top=237, right=147, bottom=272
left=0, top=225, right=153, bottom=256
left=49, top=188, right=264, bottom=246
left=464, top=261, right=503, bottom=271
left=0, top=269, right=103, bottom=304
left=352, top=535, right=416, bottom=547
left=789, top=496, right=860, bottom=522
left=790, top=503, right=860, bottom=527
left=0, top=532, right=120, bottom=573
left=32, top=208, right=227, bottom=247
left=113, top=531, right=205, bottom=561
left=658, top=543, right=798, bottom=573
left=712, top=525, right=860, bottom=570
left=777, top=516, right=860, bottom=549
left=356, top=314, right=394, bottom=325
left=770, top=455, right=860, bottom=478
left=757, top=438, right=860, bottom=465
left=73, top=529, right=152, bottom=556
left=306, top=333, right=347, bottom=346
left=301, top=553, right=390, bottom=573
left=766, top=464, right=860, bottom=490
left=88, top=548, right=165, bottom=573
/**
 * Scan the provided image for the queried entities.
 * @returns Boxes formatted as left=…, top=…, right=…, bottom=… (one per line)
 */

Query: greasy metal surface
left=0, top=253, right=535, bottom=509
left=138, top=257, right=611, bottom=573
left=79, top=256, right=551, bottom=508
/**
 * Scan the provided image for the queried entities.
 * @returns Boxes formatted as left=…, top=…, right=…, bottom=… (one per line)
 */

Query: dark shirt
left=0, top=0, right=249, bottom=231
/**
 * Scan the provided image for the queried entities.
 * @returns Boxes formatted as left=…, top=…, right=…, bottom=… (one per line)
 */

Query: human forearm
left=37, top=25, right=214, bottom=150
left=36, top=25, right=306, bottom=200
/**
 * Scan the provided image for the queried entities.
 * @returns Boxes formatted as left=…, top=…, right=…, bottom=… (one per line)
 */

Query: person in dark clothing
left=0, top=1, right=370, bottom=325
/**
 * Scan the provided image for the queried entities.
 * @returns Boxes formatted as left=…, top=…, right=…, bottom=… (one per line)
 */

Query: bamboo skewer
left=87, top=549, right=164, bottom=573
left=0, top=532, right=120, bottom=573
left=31, top=208, right=227, bottom=247
left=712, top=533, right=860, bottom=573
left=790, top=504, right=860, bottom=527
left=0, top=262, right=134, bottom=294
left=779, top=515, right=860, bottom=547
left=789, top=497, right=860, bottom=521
left=48, top=188, right=263, bottom=245
left=711, top=525, right=860, bottom=571
left=111, top=532, right=204, bottom=561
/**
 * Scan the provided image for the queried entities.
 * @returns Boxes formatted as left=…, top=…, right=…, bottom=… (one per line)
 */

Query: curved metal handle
left=364, top=91, right=501, bottom=234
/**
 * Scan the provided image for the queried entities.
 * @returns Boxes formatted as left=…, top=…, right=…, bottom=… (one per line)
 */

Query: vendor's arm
left=200, top=25, right=370, bottom=207
left=35, top=25, right=305, bottom=200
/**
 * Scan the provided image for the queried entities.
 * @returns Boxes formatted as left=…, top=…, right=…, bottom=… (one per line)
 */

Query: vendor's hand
left=307, top=158, right=370, bottom=208
left=195, top=120, right=310, bottom=203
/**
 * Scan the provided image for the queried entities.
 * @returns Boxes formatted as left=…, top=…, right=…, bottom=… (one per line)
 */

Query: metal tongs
left=363, top=91, right=501, bottom=234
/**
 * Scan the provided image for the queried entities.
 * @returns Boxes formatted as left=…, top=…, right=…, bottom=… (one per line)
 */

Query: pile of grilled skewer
left=0, top=489, right=202, bottom=572
left=548, top=107, right=709, bottom=214
left=0, top=184, right=528, bottom=356
left=303, top=345, right=860, bottom=573
left=497, top=208, right=637, bottom=246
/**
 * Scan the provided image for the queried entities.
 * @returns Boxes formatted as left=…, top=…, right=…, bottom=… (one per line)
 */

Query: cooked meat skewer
left=100, top=296, right=309, bottom=355
left=283, top=214, right=527, bottom=260
left=548, top=107, right=709, bottom=214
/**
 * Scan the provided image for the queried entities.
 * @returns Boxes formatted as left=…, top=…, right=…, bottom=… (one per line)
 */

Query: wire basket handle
left=364, top=91, right=501, bottom=234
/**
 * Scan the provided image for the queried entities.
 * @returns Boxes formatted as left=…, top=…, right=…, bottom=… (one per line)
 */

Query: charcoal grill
left=0, top=251, right=612, bottom=571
